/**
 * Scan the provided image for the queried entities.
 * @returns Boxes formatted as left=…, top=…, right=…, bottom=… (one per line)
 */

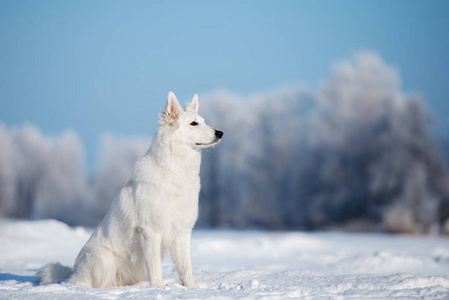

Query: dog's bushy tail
left=36, top=262, right=73, bottom=285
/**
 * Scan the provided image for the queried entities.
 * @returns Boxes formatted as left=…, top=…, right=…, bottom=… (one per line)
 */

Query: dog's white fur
left=36, top=92, right=222, bottom=288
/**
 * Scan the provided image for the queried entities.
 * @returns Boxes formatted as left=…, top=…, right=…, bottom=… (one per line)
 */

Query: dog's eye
left=190, top=121, right=199, bottom=126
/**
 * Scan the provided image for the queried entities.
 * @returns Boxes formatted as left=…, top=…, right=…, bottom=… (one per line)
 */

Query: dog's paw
left=182, top=279, right=199, bottom=288
left=150, top=279, right=165, bottom=288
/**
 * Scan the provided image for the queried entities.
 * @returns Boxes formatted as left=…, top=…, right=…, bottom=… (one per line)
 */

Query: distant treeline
left=1, top=52, right=448, bottom=233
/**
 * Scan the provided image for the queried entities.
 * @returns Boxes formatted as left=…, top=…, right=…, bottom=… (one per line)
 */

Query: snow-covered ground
left=1, top=219, right=449, bottom=299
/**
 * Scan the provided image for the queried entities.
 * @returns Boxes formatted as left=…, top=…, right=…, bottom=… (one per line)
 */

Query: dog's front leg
left=171, top=230, right=198, bottom=288
left=138, top=226, right=164, bottom=287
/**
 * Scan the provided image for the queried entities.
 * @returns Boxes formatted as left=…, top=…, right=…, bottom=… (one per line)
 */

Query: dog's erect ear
left=161, top=91, right=183, bottom=124
left=185, top=94, right=199, bottom=113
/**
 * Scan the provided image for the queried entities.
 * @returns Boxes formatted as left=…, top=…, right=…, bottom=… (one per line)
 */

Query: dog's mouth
left=195, top=138, right=221, bottom=147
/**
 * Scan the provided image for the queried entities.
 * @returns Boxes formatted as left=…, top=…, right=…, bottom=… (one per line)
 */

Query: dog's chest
left=134, top=151, right=201, bottom=230
left=164, top=174, right=200, bottom=215
left=139, top=173, right=200, bottom=229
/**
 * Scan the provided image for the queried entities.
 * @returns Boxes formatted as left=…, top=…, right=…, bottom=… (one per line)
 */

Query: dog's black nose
left=215, top=130, right=223, bottom=139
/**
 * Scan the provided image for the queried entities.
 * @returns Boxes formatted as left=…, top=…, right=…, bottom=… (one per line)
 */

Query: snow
left=1, top=220, right=449, bottom=299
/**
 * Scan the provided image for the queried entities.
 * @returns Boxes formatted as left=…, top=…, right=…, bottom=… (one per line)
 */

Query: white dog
left=37, top=92, right=223, bottom=288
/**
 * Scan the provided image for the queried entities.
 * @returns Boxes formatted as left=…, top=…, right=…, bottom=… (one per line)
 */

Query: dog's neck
left=132, top=130, right=201, bottom=182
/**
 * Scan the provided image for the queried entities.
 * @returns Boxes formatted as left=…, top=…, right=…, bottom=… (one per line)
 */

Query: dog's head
left=159, top=92, right=223, bottom=149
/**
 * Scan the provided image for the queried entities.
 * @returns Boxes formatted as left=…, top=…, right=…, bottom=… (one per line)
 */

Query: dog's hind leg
left=171, top=230, right=198, bottom=288
left=70, top=246, right=118, bottom=288
left=136, top=226, right=164, bottom=287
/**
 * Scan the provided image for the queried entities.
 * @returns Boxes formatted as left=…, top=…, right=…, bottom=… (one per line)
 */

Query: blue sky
left=1, top=0, right=448, bottom=172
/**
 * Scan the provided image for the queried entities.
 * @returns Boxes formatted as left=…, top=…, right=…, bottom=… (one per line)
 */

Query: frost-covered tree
left=198, top=52, right=448, bottom=232
left=311, top=52, right=448, bottom=232
left=199, top=86, right=308, bottom=228
left=31, top=129, right=95, bottom=226
left=0, top=124, right=93, bottom=225
left=0, top=125, right=150, bottom=226
left=199, top=91, right=251, bottom=227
